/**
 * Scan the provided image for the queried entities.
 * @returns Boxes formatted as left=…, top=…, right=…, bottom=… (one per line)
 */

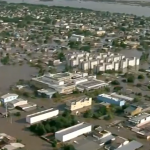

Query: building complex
left=65, top=52, right=140, bottom=73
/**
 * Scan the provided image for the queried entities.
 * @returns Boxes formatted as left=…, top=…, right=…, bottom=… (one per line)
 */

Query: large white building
left=65, top=52, right=140, bottom=73
left=55, top=122, right=92, bottom=142
left=26, top=108, right=59, bottom=124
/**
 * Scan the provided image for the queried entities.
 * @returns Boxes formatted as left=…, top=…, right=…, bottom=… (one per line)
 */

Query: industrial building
left=55, top=122, right=92, bottom=142
left=0, top=93, right=18, bottom=104
left=77, top=79, right=108, bottom=91
left=17, top=102, right=37, bottom=112
left=110, top=93, right=133, bottom=102
left=32, top=72, right=76, bottom=94
left=128, top=113, right=150, bottom=127
left=97, top=94, right=125, bottom=106
left=37, top=88, right=56, bottom=98
left=26, top=108, right=59, bottom=124
left=65, top=96, right=92, bottom=114
left=65, top=51, right=140, bottom=73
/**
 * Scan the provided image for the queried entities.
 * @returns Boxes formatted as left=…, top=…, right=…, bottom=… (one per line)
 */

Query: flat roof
left=1, top=93, right=18, bottom=99
left=110, top=93, right=133, bottom=101
left=78, top=80, right=108, bottom=89
left=98, top=94, right=125, bottom=102
left=129, top=113, right=150, bottom=123
left=8, top=98, right=27, bottom=104
left=55, top=122, right=91, bottom=136
left=115, top=140, right=143, bottom=150
left=37, top=88, right=56, bottom=95
left=27, top=108, right=57, bottom=118
left=73, top=136, right=100, bottom=150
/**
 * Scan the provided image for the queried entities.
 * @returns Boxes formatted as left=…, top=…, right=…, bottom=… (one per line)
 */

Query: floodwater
left=3, top=0, right=150, bottom=16
left=0, top=64, right=38, bottom=93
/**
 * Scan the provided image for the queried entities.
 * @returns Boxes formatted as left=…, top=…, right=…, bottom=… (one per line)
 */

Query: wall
left=70, top=98, right=92, bottom=111
left=26, top=109, right=59, bottom=124
left=56, top=125, right=92, bottom=142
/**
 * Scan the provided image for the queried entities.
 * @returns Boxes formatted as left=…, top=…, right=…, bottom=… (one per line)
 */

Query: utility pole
left=5, top=102, right=8, bottom=118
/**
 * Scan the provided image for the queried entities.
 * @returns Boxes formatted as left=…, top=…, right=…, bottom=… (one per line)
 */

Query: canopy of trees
left=29, top=111, right=77, bottom=136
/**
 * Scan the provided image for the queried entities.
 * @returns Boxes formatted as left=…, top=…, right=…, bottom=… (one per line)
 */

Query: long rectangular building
left=26, top=108, right=59, bottom=124
left=55, top=122, right=92, bottom=142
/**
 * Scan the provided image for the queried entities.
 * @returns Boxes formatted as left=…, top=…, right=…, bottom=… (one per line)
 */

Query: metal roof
left=115, top=140, right=143, bottom=150
left=55, top=122, right=91, bottom=136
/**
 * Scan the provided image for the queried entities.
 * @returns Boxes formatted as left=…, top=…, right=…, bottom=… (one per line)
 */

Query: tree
left=58, top=52, right=65, bottom=61
left=83, top=110, right=93, bottom=118
left=111, top=80, right=120, bottom=85
left=138, top=74, right=144, bottom=79
left=63, top=144, right=75, bottom=150
left=36, top=123, right=46, bottom=136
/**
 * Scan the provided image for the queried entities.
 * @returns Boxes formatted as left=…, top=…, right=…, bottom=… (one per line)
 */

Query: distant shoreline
left=39, top=0, right=53, bottom=1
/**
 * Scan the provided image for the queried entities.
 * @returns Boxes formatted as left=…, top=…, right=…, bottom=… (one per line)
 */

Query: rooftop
left=26, top=108, right=57, bottom=118
left=98, top=94, right=125, bottom=102
left=115, top=140, right=143, bottom=150
left=55, top=122, right=91, bottom=136
left=129, top=113, right=150, bottom=123
left=78, top=79, right=108, bottom=89
left=72, top=136, right=100, bottom=150
left=37, top=88, right=56, bottom=95
left=1, top=93, right=18, bottom=99
left=110, top=93, right=133, bottom=101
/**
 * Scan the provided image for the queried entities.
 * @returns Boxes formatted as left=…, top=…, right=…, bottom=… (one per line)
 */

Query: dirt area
left=0, top=64, right=38, bottom=94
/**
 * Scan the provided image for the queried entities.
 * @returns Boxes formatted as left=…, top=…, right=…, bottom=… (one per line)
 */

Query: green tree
left=138, top=74, right=144, bottom=79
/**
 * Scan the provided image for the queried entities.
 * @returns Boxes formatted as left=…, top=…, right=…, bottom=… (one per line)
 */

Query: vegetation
left=138, top=74, right=144, bottom=79
left=111, top=80, right=120, bottom=85
left=29, top=110, right=77, bottom=136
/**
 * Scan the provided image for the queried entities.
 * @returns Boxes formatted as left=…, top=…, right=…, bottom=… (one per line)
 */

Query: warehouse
left=55, top=122, right=92, bottom=142
left=77, top=79, right=108, bottom=91
left=26, top=108, right=59, bottom=124
left=97, top=94, right=125, bottom=106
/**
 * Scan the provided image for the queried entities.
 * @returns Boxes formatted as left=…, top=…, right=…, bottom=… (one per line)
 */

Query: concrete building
left=0, top=93, right=18, bottom=104
left=26, top=108, right=59, bottom=124
left=128, top=113, right=150, bottom=127
left=65, top=52, right=140, bottom=73
left=55, top=122, right=92, bottom=142
left=97, top=94, right=126, bottom=106
left=32, top=73, right=76, bottom=94
left=66, top=96, right=92, bottom=114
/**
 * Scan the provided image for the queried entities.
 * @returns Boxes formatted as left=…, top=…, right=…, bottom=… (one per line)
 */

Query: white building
left=70, top=34, right=85, bottom=42
left=0, top=93, right=18, bottom=104
left=55, top=122, right=92, bottom=142
left=65, top=52, right=140, bottom=73
left=26, top=108, right=59, bottom=124
left=128, top=113, right=150, bottom=127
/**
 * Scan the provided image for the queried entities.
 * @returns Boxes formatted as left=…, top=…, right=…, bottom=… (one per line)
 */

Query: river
left=3, top=0, right=150, bottom=17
